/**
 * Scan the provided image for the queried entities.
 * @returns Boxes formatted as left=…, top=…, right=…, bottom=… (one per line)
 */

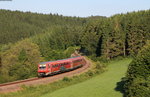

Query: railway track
left=0, top=56, right=91, bottom=93
left=0, top=77, right=40, bottom=87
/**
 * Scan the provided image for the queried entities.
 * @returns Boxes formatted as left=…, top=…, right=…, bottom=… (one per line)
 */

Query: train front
left=38, top=63, right=48, bottom=77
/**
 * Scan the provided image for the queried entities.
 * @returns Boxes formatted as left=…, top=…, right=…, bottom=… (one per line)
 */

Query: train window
left=39, top=64, right=46, bottom=69
left=52, top=65, right=56, bottom=68
left=48, top=64, right=51, bottom=68
left=55, top=64, right=59, bottom=67
left=73, top=59, right=82, bottom=63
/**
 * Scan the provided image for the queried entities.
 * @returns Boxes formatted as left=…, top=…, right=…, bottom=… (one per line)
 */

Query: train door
left=48, top=64, right=51, bottom=73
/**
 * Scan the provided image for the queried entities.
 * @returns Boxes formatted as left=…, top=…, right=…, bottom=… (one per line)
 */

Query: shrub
left=62, top=77, right=71, bottom=82
left=95, top=61, right=106, bottom=69
left=86, top=70, right=94, bottom=77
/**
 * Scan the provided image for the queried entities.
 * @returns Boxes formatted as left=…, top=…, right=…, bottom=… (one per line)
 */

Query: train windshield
left=39, top=64, right=46, bottom=70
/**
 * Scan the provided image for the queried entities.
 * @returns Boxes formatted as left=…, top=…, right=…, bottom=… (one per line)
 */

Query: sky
left=0, top=0, right=149, bottom=17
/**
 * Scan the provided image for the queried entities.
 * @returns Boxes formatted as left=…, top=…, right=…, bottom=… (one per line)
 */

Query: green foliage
left=62, top=77, right=72, bottom=82
left=95, top=61, right=106, bottom=70
left=0, top=39, right=41, bottom=83
left=124, top=41, right=150, bottom=97
left=80, top=10, right=150, bottom=60
left=31, top=25, right=83, bottom=61
left=0, top=9, right=86, bottom=44
left=18, top=49, right=27, bottom=62
left=64, top=46, right=80, bottom=57
left=85, top=70, right=94, bottom=77
left=81, top=31, right=99, bottom=55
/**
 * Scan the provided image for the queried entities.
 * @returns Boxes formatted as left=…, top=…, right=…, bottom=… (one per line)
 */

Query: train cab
left=38, top=63, right=51, bottom=77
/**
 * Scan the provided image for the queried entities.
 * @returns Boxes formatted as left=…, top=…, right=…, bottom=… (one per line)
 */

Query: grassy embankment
left=41, top=58, right=132, bottom=97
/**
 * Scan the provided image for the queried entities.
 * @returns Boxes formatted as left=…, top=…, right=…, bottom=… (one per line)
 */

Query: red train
left=38, top=56, right=85, bottom=77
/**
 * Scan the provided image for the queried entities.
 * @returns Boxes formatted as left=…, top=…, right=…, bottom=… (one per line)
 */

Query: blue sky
left=0, top=0, right=149, bottom=17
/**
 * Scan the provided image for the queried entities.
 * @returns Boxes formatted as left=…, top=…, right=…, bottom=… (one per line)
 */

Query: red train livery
left=38, top=56, right=85, bottom=77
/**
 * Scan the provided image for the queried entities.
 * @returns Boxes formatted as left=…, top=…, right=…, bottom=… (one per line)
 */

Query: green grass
left=41, top=58, right=132, bottom=97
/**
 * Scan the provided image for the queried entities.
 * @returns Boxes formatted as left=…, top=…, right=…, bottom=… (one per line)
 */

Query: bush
left=96, top=56, right=109, bottom=63
left=62, top=77, right=71, bottom=82
left=86, top=70, right=94, bottom=77
left=95, top=61, right=106, bottom=69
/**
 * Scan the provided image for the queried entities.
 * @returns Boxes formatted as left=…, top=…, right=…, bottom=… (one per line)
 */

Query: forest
left=0, top=9, right=150, bottom=97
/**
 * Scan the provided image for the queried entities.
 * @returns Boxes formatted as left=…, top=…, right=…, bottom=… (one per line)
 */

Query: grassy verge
left=41, top=58, right=132, bottom=97
left=0, top=57, right=106, bottom=97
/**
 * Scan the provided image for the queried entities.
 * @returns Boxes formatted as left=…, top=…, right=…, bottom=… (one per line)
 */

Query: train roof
left=39, top=56, right=81, bottom=65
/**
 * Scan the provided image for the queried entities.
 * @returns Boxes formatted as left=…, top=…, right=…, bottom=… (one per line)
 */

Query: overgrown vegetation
left=124, top=41, right=150, bottom=97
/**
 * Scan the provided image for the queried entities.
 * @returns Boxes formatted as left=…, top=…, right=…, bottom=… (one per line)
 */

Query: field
left=41, top=58, right=132, bottom=97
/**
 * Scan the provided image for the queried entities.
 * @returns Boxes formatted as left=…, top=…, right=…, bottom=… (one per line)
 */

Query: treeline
left=81, top=10, right=150, bottom=60
left=0, top=9, right=86, bottom=44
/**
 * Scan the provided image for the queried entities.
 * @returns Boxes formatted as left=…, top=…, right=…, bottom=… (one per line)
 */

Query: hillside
left=0, top=9, right=86, bottom=44
left=41, top=59, right=132, bottom=97
left=0, top=9, right=149, bottom=95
